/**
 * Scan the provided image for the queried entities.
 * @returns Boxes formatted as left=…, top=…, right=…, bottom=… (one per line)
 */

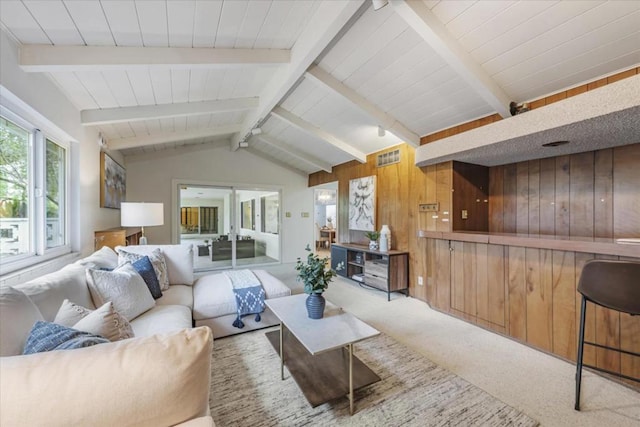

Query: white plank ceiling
left=1, top=0, right=639, bottom=175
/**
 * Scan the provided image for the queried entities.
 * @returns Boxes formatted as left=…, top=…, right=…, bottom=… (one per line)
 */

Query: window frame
left=0, top=105, right=71, bottom=274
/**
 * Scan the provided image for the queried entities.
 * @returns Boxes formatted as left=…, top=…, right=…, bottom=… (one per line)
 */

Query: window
left=0, top=109, right=70, bottom=272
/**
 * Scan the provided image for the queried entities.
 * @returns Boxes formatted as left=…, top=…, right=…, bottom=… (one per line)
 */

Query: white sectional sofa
left=0, top=243, right=291, bottom=426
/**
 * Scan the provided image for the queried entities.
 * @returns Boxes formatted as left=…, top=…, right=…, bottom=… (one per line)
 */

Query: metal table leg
left=280, top=323, right=284, bottom=380
left=349, top=343, right=353, bottom=415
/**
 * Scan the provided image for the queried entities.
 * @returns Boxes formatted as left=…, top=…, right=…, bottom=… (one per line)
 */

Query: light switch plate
left=285, top=212, right=291, bottom=218
left=301, top=212, right=310, bottom=218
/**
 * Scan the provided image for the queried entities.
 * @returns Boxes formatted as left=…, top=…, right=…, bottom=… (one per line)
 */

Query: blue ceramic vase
left=306, top=293, right=326, bottom=319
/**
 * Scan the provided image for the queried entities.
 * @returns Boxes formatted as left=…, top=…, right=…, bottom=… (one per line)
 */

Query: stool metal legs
left=575, top=296, right=587, bottom=411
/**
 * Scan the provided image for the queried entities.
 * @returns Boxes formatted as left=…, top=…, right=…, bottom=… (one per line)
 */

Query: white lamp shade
left=121, top=202, right=164, bottom=227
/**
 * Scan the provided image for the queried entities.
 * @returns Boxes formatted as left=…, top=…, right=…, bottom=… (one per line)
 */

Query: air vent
left=377, top=149, right=400, bottom=167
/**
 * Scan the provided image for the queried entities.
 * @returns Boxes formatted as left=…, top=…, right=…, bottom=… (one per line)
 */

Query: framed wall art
left=348, top=175, right=375, bottom=231
left=100, top=152, right=125, bottom=209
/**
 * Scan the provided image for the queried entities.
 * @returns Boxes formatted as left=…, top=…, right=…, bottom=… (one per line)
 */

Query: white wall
left=125, top=145, right=314, bottom=263
left=0, top=30, right=120, bottom=266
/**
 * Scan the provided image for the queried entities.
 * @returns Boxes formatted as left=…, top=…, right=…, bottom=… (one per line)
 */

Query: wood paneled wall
left=489, top=144, right=640, bottom=238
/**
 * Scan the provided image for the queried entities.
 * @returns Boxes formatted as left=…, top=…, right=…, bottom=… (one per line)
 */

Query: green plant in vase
left=365, top=231, right=380, bottom=250
left=295, top=245, right=344, bottom=319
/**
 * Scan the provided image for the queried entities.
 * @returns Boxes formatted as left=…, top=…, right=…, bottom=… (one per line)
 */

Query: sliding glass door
left=177, top=184, right=280, bottom=272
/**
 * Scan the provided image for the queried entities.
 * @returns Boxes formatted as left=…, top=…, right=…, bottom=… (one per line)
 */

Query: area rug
left=209, top=327, right=539, bottom=426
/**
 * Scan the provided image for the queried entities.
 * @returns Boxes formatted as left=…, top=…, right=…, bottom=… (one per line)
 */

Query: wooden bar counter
left=417, top=230, right=640, bottom=388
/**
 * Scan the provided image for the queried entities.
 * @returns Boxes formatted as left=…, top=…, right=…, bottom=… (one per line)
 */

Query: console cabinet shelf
left=331, top=243, right=409, bottom=301
left=94, top=227, right=142, bottom=251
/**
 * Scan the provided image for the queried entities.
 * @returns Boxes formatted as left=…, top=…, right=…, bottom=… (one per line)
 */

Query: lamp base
left=139, top=235, right=148, bottom=245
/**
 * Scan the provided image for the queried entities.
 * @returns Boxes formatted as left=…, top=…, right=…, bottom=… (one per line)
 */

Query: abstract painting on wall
left=100, top=152, right=125, bottom=209
left=348, top=176, right=375, bottom=231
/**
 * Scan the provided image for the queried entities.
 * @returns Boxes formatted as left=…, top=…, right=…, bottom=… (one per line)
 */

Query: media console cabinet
left=330, top=243, right=409, bottom=301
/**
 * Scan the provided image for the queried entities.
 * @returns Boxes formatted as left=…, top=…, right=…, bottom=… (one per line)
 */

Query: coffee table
left=265, top=294, right=380, bottom=414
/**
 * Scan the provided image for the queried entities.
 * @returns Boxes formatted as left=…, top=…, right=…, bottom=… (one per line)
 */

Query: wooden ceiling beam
left=305, top=65, right=420, bottom=147
left=108, top=124, right=242, bottom=150
left=390, top=0, right=512, bottom=118
left=19, top=45, right=289, bottom=72
left=230, top=0, right=368, bottom=151
left=256, top=134, right=333, bottom=173
left=270, top=106, right=367, bottom=163
left=81, top=98, right=258, bottom=126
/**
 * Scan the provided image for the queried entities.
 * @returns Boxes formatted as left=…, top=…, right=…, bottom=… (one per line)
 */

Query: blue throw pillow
left=131, top=255, right=163, bottom=299
left=23, top=321, right=109, bottom=354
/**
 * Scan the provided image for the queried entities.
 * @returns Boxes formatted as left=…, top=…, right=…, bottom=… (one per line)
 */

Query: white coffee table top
left=265, top=294, right=379, bottom=355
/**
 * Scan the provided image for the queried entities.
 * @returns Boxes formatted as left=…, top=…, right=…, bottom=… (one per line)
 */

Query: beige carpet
left=209, top=327, right=539, bottom=426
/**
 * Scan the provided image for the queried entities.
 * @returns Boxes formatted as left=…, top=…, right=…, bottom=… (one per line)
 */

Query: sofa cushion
left=118, top=248, right=170, bottom=291
left=1, top=327, right=213, bottom=427
left=23, top=321, right=109, bottom=354
left=75, top=246, right=119, bottom=270
left=192, top=270, right=291, bottom=320
left=116, top=244, right=194, bottom=286
left=86, top=263, right=155, bottom=321
left=129, top=304, right=193, bottom=337
left=55, top=300, right=134, bottom=342
left=131, top=255, right=163, bottom=299
left=156, top=285, right=193, bottom=308
left=15, top=263, right=95, bottom=321
left=0, top=287, right=44, bottom=357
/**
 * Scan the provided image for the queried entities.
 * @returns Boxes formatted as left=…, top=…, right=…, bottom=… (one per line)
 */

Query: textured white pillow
left=118, top=248, right=170, bottom=291
left=86, top=263, right=155, bottom=321
left=75, top=246, right=119, bottom=270
left=115, top=244, right=195, bottom=286
left=54, top=299, right=134, bottom=341
left=0, top=287, right=44, bottom=357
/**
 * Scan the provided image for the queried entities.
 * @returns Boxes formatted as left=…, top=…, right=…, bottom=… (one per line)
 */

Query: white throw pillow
left=115, top=244, right=195, bottom=286
left=118, top=248, right=170, bottom=291
left=86, top=263, right=155, bottom=321
left=75, top=246, right=119, bottom=270
left=54, top=299, right=134, bottom=341
left=54, top=298, right=92, bottom=326
left=0, top=287, right=44, bottom=357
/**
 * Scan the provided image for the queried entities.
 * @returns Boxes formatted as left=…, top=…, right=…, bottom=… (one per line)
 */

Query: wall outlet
left=285, top=212, right=291, bottom=218
left=461, top=209, right=468, bottom=219
left=418, top=276, right=424, bottom=286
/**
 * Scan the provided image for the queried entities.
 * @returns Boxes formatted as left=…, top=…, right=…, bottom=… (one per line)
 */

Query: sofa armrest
left=1, top=327, right=213, bottom=427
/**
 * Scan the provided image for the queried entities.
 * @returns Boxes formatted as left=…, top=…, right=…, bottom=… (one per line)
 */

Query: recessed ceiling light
left=542, top=140, right=570, bottom=147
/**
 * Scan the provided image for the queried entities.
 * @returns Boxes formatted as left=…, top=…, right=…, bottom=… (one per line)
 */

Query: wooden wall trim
left=420, top=67, right=640, bottom=145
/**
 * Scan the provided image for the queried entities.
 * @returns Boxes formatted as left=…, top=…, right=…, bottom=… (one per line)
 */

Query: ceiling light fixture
left=250, top=128, right=262, bottom=136
left=378, top=125, right=386, bottom=137
left=239, top=141, right=249, bottom=148
left=372, top=0, right=389, bottom=11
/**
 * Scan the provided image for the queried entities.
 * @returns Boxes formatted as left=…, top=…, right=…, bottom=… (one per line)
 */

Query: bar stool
left=575, top=259, right=640, bottom=410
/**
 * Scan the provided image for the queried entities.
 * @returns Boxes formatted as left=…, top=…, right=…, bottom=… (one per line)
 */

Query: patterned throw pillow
left=86, top=262, right=156, bottom=321
left=118, top=248, right=170, bottom=291
left=23, top=321, right=109, bottom=354
left=54, top=299, right=134, bottom=341
left=131, top=256, right=163, bottom=299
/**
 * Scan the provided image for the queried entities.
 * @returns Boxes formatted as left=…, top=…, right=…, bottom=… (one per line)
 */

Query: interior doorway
left=176, top=183, right=281, bottom=272
left=313, top=182, right=338, bottom=259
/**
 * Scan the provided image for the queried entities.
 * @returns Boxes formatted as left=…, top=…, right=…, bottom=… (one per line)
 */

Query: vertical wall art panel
left=100, top=152, right=125, bottom=209
left=349, top=176, right=376, bottom=231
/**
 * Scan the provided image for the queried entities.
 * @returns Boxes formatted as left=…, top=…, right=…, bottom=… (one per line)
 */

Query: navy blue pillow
left=132, top=255, right=163, bottom=299
left=23, top=321, right=109, bottom=355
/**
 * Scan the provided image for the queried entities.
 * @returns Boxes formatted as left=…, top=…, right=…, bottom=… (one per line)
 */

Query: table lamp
left=120, top=202, right=164, bottom=245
